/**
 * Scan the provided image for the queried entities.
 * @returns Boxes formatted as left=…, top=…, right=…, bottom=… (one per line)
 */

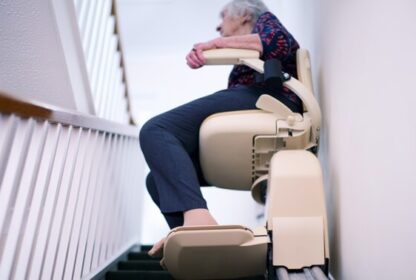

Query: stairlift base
left=162, top=151, right=330, bottom=279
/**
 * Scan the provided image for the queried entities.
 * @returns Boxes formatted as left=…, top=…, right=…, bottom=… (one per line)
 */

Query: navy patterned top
left=228, top=12, right=301, bottom=106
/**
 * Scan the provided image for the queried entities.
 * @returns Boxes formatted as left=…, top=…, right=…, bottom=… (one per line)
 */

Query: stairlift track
left=276, top=267, right=328, bottom=280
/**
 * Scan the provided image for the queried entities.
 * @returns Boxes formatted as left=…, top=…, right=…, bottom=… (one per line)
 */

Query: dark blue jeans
left=139, top=85, right=301, bottom=229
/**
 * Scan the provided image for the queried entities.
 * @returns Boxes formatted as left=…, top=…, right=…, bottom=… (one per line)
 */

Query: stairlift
left=162, top=48, right=329, bottom=280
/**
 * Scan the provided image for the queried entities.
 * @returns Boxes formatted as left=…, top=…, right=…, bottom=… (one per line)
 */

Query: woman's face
left=216, top=9, right=246, bottom=37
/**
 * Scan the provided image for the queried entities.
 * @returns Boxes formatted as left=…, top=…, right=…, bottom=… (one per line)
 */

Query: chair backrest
left=296, top=49, right=314, bottom=96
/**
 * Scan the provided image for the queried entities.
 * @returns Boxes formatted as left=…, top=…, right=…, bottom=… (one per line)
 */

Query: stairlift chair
left=162, top=48, right=329, bottom=280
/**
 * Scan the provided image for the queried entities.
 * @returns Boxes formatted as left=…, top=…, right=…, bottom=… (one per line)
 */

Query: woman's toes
left=148, top=238, right=165, bottom=257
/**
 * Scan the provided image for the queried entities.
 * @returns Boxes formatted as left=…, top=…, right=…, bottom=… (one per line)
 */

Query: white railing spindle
left=90, top=1, right=112, bottom=103
left=0, top=119, right=35, bottom=273
left=0, top=115, right=18, bottom=188
left=4, top=121, right=48, bottom=279
left=41, top=127, right=82, bottom=280
left=14, top=124, right=61, bottom=280
left=73, top=0, right=133, bottom=124
left=28, top=126, right=72, bottom=279
left=52, top=129, right=91, bottom=279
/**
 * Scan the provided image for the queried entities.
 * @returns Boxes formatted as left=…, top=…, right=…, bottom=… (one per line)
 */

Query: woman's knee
left=139, top=116, right=163, bottom=149
left=145, top=173, right=160, bottom=206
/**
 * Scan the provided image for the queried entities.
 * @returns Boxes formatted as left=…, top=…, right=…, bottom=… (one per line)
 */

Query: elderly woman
left=139, top=0, right=301, bottom=256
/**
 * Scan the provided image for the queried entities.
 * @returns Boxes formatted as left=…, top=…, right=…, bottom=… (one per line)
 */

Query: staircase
left=105, top=245, right=266, bottom=280
left=106, top=246, right=172, bottom=280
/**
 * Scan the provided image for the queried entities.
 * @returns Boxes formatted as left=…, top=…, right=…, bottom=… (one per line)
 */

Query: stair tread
left=107, top=248, right=266, bottom=280
left=140, top=245, right=153, bottom=252
left=106, top=271, right=172, bottom=280
left=106, top=271, right=264, bottom=280
left=128, top=251, right=161, bottom=261
left=120, top=260, right=161, bottom=264
left=118, top=260, right=163, bottom=271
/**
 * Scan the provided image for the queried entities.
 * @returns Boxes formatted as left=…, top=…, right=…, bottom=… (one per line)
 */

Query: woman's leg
left=140, top=86, right=299, bottom=256
left=146, top=173, right=184, bottom=228
left=141, top=86, right=302, bottom=217
left=139, top=86, right=263, bottom=218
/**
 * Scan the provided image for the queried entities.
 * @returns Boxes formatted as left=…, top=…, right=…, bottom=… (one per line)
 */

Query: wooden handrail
left=0, top=92, right=139, bottom=137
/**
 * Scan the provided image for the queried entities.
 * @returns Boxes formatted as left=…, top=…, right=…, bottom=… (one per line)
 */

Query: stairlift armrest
left=203, top=48, right=262, bottom=66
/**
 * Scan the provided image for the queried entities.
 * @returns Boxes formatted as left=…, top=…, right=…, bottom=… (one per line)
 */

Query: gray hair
left=222, top=0, right=269, bottom=24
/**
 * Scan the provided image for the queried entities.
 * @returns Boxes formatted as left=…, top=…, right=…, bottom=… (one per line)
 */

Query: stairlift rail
left=276, top=266, right=329, bottom=280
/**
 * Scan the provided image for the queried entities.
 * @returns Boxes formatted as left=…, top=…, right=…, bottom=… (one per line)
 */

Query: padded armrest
left=203, top=48, right=264, bottom=73
left=203, top=48, right=260, bottom=65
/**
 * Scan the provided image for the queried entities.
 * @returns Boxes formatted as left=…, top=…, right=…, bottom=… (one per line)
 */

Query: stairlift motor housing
left=162, top=48, right=329, bottom=279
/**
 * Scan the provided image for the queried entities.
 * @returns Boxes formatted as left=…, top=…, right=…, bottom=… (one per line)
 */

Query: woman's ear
left=241, top=12, right=252, bottom=25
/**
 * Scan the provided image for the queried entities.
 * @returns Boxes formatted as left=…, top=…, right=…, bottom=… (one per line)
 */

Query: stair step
left=118, top=260, right=163, bottom=271
left=140, top=245, right=153, bottom=252
left=106, top=271, right=265, bottom=280
left=106, top=271, right=173, bottom=280
left=127, top=251, right=161, bottom=261
left=106, top=247, right=266, bottom=280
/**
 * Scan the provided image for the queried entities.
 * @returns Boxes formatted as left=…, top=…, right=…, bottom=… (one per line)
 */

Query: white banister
left=0, top=0, right=141, bottom=278
left=0, top=94, right=143, bottom=280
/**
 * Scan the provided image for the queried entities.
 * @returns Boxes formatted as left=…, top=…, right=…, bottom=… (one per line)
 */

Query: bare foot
left=148, top=209, right=217, bottom=258
left=183, top=208, right=218, bottom=226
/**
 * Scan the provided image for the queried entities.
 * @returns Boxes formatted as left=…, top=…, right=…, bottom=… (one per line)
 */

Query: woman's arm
left=186, top=34, right=263, bottom=69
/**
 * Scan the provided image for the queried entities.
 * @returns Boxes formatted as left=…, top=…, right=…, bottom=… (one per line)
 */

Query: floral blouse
left=228, top=12, right=301, bottom=107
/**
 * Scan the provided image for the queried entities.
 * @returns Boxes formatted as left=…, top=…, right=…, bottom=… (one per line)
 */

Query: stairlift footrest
left=164, top=225, right=269, bottom=279
left=272, top=216, right=325, bottom=269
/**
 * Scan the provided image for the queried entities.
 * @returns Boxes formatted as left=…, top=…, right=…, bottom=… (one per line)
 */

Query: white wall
left=278, top=0, right=416, bottom=279
left=0, top=0, right=92, bottom=113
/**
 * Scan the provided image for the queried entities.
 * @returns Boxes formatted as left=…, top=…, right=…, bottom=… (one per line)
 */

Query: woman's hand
left=186, top=39, right=220, bottom=69
left=186, top=47, right=204, bottom=69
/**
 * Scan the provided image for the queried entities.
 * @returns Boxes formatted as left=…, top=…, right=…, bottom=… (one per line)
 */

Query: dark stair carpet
left=106, top=245, right=265, bottom=280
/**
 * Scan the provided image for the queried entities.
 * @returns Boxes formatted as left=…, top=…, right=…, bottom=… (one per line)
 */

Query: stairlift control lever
left=255, top=94, right=302, bottom=121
